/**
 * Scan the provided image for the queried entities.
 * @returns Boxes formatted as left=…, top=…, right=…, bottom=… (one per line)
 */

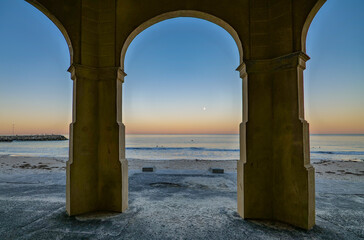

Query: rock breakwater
left=0, top=135, right=68, bottom=142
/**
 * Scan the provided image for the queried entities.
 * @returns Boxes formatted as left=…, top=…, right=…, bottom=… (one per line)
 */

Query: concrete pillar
left=237, top=52, right=314, bottom=230
left=66, top=64, right=128, bottom=215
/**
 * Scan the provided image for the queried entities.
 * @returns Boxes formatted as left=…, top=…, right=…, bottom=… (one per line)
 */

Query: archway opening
left=303, top=1, right=364, bottom=228
left=122, top=16, right=244, bottom=174
left=304, top=0, right=364, bottom=163
left=0, top=1, right=72, bottom=175
left=302, top=0, right=364, bottom=231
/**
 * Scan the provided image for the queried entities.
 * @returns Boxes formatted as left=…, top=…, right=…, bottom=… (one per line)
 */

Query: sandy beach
left=1, top=154, right=364, bottom=239
left=1, top=154, right=363, bottom=182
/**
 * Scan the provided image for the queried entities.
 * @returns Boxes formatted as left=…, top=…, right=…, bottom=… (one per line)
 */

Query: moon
left=203, top=107, right=206, bottom=111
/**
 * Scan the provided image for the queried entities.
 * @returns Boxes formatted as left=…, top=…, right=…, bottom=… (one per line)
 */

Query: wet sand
left=0, top=154, right=364, bottom=181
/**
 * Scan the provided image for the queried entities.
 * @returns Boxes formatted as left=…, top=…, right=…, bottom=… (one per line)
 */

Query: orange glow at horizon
left=123, top=112, right=241, bottom=134
left=0, top=116, right=71, bottom=135
left=307, top=115, right=364, bottom=135
left=124, top=123, right=240, bottom=135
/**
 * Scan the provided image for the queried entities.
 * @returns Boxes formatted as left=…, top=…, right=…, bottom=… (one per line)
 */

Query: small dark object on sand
left=142, top=167, right=155, bottom=172
left=210, top=168, right=224, bottom=174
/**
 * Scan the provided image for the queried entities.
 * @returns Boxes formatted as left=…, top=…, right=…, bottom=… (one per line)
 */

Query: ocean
left=0, top=134, right=363, bottom=162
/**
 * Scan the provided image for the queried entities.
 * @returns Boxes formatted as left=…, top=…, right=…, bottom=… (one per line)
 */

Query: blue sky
left=0, top=0, right=71, bottom=134
left=304, top=0, right=364, bottom=133
left=123, top=18, right=241, bottom=134
left=0, top=0, right=363, bottom=134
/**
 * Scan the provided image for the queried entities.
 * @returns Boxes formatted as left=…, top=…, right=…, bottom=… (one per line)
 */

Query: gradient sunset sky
left=0, top=0, right=363, bottom=135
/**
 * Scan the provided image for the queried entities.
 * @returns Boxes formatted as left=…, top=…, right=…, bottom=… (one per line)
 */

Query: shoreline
left=1, top=155, right=364, bottom=182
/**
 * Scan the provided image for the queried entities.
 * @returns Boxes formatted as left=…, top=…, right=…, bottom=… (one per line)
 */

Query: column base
left=66, top=123, right=128, bottom=216
left=66, top=158, right=129, bottom=216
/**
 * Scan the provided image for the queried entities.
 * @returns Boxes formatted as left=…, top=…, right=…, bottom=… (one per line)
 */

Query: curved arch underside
left=25, top=0, right=74, bottom=65
left=24, top=0, right=326, bottom=66
left=301, top=0, right=327, bottom=53
left=120, top=10, right=244, bottom=70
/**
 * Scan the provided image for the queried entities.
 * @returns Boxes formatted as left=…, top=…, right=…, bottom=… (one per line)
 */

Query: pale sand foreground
left=0, top=154, right=364, bottom=181
left=1, top=155, right=363, bottom=239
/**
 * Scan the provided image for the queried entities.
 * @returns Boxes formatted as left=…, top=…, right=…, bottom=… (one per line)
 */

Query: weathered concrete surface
left=0, top=171, right=363, bottom=239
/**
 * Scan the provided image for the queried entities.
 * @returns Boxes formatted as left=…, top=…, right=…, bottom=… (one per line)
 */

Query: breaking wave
left=126, top=147, right=239, bottom=152
left=311, top=150, right=364, bottom=155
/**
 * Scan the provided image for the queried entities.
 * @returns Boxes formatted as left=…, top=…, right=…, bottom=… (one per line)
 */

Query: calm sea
left=0, top=134, right=363, bottom=162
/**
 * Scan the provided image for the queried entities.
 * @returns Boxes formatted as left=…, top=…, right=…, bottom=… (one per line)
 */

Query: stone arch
left=301, top=0, right=326, bottom=53
left=118, top=11, right=248, bottom=220
left=120, top=10, right=244, bottom=71
left=21, top=1, right=319, bottom=229
left=25, top=0, right=74, bottom=64
left=118, top=11, right=248, bottom=158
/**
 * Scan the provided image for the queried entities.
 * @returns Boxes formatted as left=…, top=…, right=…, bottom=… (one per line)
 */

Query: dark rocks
left=0, top=135, right=68, bottom=142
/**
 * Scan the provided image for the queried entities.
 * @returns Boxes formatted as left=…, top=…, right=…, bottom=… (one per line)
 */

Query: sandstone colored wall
left=26, top=0, right=326, bottom=230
